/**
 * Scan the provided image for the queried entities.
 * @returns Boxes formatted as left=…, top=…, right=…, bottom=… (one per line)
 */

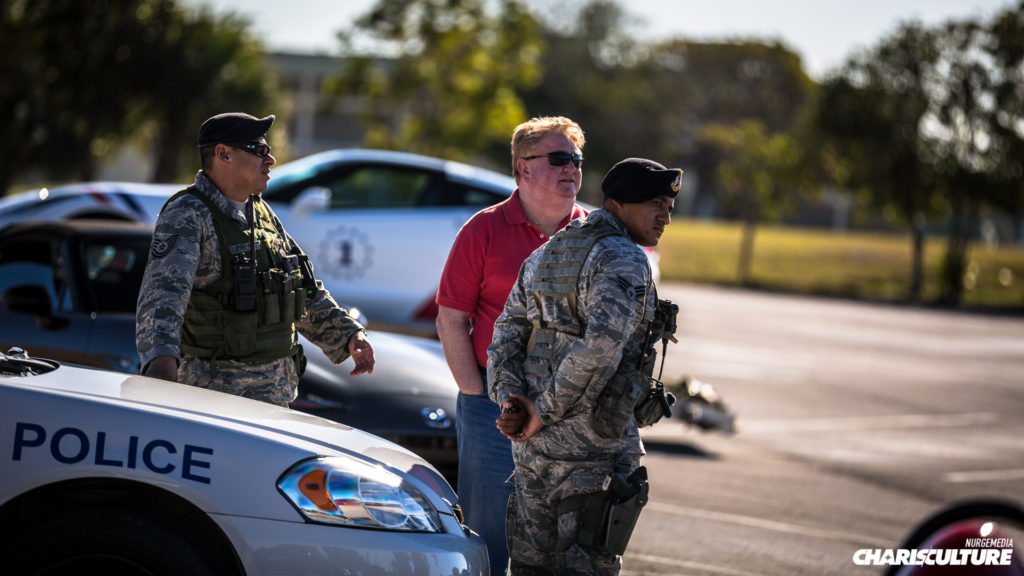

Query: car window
left=0, top=239, right=62, bottom=310
left=81, top=238, right=149, bottom=314
left=442, top=182, right=508, bottom=207
left=325, top=166, right=440, bottom=209
left=0, top=262, right=58, bottom=307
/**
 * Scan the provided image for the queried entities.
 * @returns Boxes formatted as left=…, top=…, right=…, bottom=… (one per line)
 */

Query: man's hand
left=143, top=355, right=179, bottom=382
left=347, top=331, right=375, bottom=376
left=496, top=397, right=526, bottom=436
left=497, top=393, right=544, bottom=442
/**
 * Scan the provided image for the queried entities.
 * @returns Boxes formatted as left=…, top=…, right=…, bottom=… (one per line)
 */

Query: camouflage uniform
left=136, top=171, right=365, bottom=406
left=488, top=209, right=655, bottom=576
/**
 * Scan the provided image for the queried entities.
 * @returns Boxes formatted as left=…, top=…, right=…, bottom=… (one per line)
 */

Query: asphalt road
left=623, top=283, right=1024, bottom=576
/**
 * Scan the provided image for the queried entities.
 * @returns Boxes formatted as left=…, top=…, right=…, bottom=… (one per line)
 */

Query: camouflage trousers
left=506, top=452, right=639, bottom=576
left=179, top=354, right=299, bottom=407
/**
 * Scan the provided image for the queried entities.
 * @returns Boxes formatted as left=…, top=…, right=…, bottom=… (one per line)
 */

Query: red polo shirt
left=437, top=190, right=588, bottom=368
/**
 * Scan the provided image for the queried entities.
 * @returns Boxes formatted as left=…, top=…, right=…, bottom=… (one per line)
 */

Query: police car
left=0, top=149, right=660, bottom=336
left=0, top=347, right=488, bottom=575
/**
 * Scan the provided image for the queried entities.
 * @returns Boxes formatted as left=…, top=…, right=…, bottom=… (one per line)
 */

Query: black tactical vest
left=168, top=188, right=306, bottom=365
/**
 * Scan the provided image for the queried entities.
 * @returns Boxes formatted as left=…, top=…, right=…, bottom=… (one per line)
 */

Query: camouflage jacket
left=136, top=171, right=364, bottom=376
left=488, top=209, right=654, bottom=460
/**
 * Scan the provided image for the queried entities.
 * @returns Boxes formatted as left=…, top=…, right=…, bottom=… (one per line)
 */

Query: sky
left=181, top=0, right=1017, bottom=79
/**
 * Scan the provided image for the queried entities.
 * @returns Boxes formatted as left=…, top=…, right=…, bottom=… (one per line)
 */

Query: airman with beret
left=488, top=157, right=680, bottom=574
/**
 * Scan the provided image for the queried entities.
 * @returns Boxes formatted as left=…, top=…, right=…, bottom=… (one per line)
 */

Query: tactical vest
left=526, top=215, right=654, bottom=438
left=168, top=188, right=306, bottom=367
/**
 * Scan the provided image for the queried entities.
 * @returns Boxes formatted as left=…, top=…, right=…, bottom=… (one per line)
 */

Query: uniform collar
left=195, top=171, right=250, bottom=224
left=586, top=208, right=630, bottom=237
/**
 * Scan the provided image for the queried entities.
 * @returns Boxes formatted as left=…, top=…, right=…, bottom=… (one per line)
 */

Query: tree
left=1, top=0, right=157, bottom=192
left=643, top=38, right=816, bottom=215
left=816, top=22, right=942, bottom=301
left=923, top=19, right=997, bottom=304
left=924, top=4, right=1024, bottom=304
left=522, top=2, right=816, bottom=207
left=0, top=0, right=278, bottom=193
left=700, top=120, right=805, bottom=285
left=325, top=0, right=544, bottom=166
left=987, top=1, right=1024, bottom=236
left=820, top=7, right=1024, bottom=306
left=518, top=0, right=655, bottom=199
left=136, top=4, right=279, bottom=182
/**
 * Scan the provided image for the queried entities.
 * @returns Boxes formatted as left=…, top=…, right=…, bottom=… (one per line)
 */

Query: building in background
left=268, top=52, right=364, bottom=157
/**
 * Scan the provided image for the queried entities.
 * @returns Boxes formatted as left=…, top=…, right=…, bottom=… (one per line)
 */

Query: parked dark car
left=0, top=220, right=458, bottom=481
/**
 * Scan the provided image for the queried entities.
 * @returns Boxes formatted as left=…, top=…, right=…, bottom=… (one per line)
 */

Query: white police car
left=0, top=348, right=488, bottom=575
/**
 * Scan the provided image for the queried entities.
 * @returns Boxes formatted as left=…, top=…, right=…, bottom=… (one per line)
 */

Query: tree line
left=3, top=0, right=1022, bottom=305
left=0, top=0, right=277, bottom=193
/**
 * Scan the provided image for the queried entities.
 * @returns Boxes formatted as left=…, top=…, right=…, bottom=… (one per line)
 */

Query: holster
left=556, top=467, right=650, bottom=556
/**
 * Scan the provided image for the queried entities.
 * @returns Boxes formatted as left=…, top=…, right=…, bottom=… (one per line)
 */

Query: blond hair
left=510, top=116, right=585, bottom=183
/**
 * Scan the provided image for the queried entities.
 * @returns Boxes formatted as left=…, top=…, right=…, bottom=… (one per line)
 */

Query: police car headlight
left=277, top=457, right=443, bottom=532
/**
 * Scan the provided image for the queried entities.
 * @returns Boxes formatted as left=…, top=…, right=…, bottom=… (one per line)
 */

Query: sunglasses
left=523, top=151, right=583, bottom=169
left=229, top=141, right=272, bottom=159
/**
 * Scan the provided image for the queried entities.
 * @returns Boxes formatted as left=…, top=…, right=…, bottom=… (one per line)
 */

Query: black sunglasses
left=523, top=151, right=583, bottom=169
left=228, top=141, right=272, bottom=158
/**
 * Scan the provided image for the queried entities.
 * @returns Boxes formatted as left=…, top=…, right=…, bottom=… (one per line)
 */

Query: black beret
left=601, top=158, right=683, bottom=203
left=197, top=112, right=275, bottom=148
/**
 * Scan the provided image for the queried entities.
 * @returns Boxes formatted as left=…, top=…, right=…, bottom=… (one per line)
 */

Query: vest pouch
left=634, top=378, right=676, bottom=428
left=593, top=371, right=644, bottom=438
left=264, top=292, right=281, bottom=325
left=281, top=289, right=296, bottom=324
left=222, top=309, right=259, bottom=357
left=295, top=287, right=307, bottom=321
left=524, top=327, right=556, bottom=380
left=532, top=289, right=583, bottom=337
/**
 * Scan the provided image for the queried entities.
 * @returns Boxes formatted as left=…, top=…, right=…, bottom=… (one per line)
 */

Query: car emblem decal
left=319, top=226, right=374, bottom=280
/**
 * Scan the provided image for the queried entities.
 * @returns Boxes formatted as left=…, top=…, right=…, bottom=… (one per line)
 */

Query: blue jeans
left=457, top=391, right=514, bottom=576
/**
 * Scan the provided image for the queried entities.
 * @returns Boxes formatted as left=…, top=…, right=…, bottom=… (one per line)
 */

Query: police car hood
left=25, top=362, right=453, bottom=497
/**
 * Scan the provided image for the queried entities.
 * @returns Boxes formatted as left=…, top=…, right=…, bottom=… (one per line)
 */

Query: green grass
left=658, top=219, right=1024, bottom=311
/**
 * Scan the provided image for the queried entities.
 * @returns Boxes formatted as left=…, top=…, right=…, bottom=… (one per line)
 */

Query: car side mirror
left=291, top=186, right=331, bottom=218
left=2, top=284, right=69, bottom=330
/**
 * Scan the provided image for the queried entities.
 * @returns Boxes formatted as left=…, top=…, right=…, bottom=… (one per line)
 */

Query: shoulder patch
left=151, top=234, right=179, bottom=259
left=613, top=275, right=645, bottom=301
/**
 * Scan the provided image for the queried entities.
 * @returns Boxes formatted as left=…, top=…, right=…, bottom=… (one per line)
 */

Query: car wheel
left=12, top=505, right=218, bottom=576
